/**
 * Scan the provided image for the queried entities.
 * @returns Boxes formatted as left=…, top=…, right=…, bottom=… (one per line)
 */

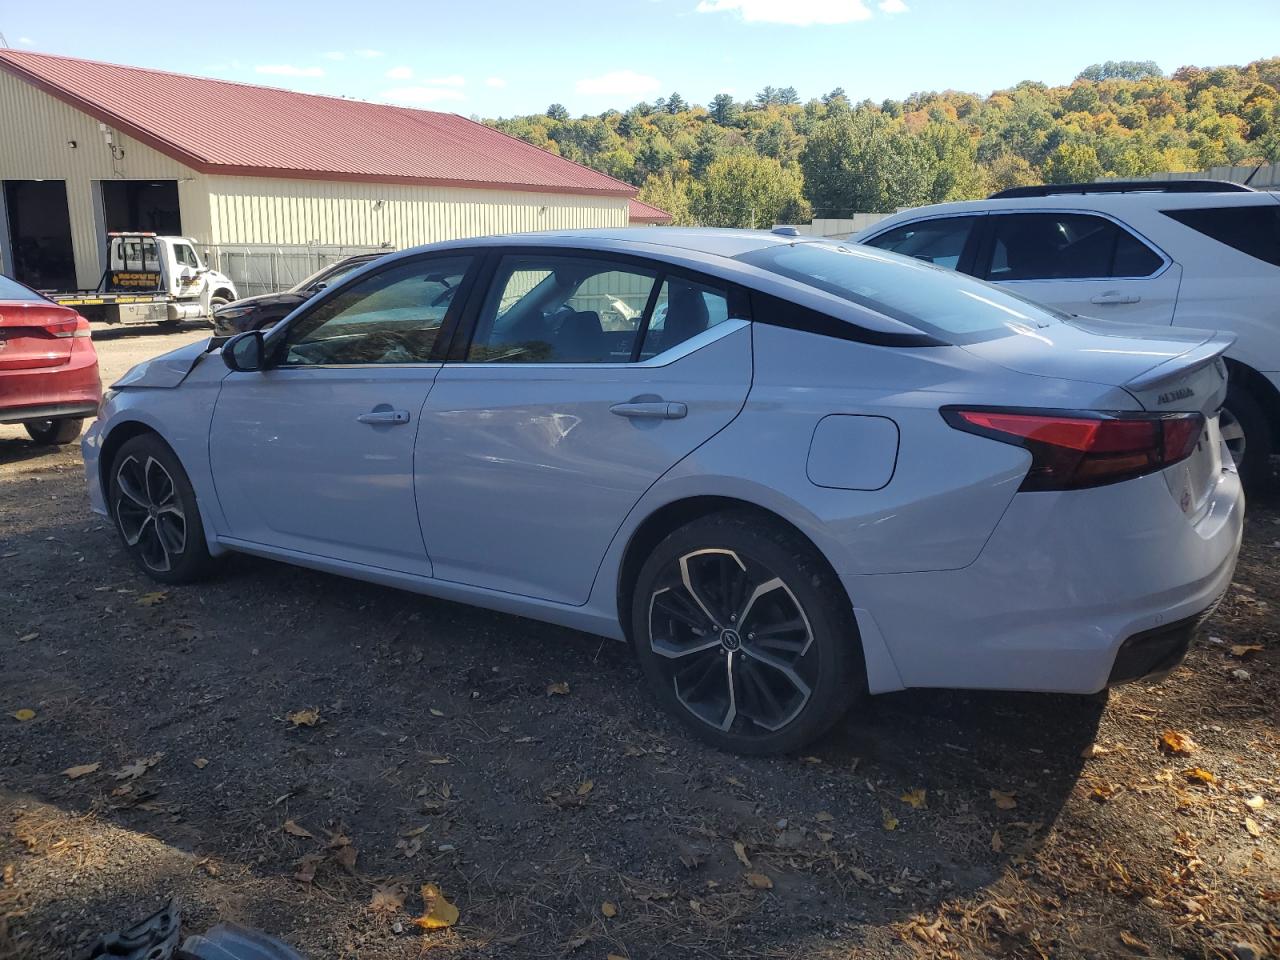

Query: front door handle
left=610, top=401, right=688, bottom=420
left=356, top=409, right=410, bottom=425
left=1090, top=292, right=1142, bottom=305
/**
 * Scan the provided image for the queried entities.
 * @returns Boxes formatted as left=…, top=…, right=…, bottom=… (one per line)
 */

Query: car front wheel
left=109, top=434, right=214, bottom=583
left=631, top=511, right=864, bottom=755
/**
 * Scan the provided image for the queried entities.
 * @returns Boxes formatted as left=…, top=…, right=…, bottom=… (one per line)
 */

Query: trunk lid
left=0, top=302, right=80, bottom=371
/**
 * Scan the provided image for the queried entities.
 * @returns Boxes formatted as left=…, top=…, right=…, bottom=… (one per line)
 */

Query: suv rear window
left=0, top=274, right=45, bottom=302
left=1162, top=205, right=1280, bottom=267
left=737, top=241, right=1062, bottom=343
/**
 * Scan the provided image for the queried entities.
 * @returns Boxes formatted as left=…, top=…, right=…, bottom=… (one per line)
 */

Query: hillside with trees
left=489, top=58, right=1280, bottom=227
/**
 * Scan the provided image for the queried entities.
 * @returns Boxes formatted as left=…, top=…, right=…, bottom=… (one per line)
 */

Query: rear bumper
left=0, top=342, right=101, bottom=423
left=847, top=463, right=1244, bottom=696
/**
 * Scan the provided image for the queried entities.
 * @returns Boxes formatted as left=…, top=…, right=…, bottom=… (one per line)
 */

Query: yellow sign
left=110, top=271, right=162, bottom=290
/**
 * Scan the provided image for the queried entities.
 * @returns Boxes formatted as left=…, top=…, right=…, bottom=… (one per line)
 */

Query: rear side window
left=0, top=274, right=45, bottom=302
left=862, top=216, right=978, bottom=270
left=983, top=213, right=1163, bottom=280
left=1162, top=205, right=1280, bottom=267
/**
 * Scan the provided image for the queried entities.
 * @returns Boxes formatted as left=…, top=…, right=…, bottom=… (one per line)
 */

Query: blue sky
left=3, top=0, right=1278, bottom=117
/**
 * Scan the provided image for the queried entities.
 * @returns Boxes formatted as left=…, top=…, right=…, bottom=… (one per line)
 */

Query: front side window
left=466, top=256, right=658, bottom=363
left=862, top=216, right=978, bottom=271
left=282, top=255, right=472, bottom=365
left=173, top=244, right=200, bottom=269
left=983, top=213, right=1162, bottom=281
left=1162, top=205, right=1280, bottom=267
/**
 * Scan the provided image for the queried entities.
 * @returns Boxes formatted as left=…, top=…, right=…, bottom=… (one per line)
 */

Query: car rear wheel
left=25, top=418, right=84, bottom=445
left=109, top=434, right=214, bottom=583
left=631, top=511, right=864, bottom=755
left=1221, top=385, right=1274, bottom=492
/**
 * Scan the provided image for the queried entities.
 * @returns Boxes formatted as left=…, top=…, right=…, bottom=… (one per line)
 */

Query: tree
left=823, top=87, right=848, bottom=106
left=692, top=154, right=810, bottom=228
left=546, top=103, right=569, bottom=122
left=636, top=172, right=695, bottom=225
left=800, top=111, right=931, bottom=214
left=777, top=86, right=800, bottom=106
left=665, top=91, right=689, bottom=114
left=755, top=86, right=779, bottom=108
left=1043, top=142, right=1103, bottom=183
left=1077, top=60, right=1163, bottom=83
left=709, top=93, right=739, bottom=125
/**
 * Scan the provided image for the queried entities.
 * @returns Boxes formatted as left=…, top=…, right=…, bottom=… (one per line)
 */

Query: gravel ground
left=1, top=325, right=1277, bottom=960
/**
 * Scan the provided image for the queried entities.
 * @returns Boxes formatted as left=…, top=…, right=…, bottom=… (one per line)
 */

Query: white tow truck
left=44, top=232, right=238, bottom=325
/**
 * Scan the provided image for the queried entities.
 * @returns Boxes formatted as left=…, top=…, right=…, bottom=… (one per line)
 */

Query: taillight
left=47, top=315, right=92, bottom=338
left=943, top=407, right=1206, bottom=491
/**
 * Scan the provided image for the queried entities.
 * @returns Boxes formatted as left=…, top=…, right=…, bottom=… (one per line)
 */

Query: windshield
left=737, top=241, right=1063, bottom=344
left=0, top=274, right=46, bottom=303
left=290, top=258, right=372, bottom=293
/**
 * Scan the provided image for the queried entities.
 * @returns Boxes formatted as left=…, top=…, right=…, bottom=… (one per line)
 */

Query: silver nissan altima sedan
left=83, top=228, right=1243, bottom=754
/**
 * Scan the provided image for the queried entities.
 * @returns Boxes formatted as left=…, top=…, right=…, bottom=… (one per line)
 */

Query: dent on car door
left=207, top=254, right=478, bottom=574
left=414, top=251, right=753, bottom=605
left=974, top=211, right=1182, bottom=324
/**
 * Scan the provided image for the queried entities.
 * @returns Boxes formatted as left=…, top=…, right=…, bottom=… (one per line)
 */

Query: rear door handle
left=356, top=409, right=410, bottom=425
left=610, top=401, right=688, bottom=420
left=1090, top=292, right=1142, bottom=305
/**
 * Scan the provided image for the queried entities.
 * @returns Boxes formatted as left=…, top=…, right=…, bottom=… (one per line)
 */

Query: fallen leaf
left=1158, top=730, right=1197, bottom=756
left=2, top=865, right=12, bottom=886
left=397, top=835, right=423, bottom=858
left=1182, top=767, right=1216, bottom=785
left=990, top=789, right=1018, bottom=810
left=851, top=866, right=874, bottom=884
left=1119, top=930, right=1150, bottom=954
left=17, top=633, right=38, bottom=643
left=607, top=955, right=627, bottom=960
left=282, top=819, right=314, bottom=839
left=901, top=788, right=928, bottom=809
left=135, top=590, right=168, bottom=607
left=816, top=831, right=834, bottom=842
left=429, top=708, right=445, bottom=717
left=1081, top=743, right=1112, bottom=759
left=1090, top=782, right=1121, bottom=803
left=1244, top=817, right=1262, bottom=838
left=882, top=808, right=899, bottom=831
left=815, top=810, right=835, bottom=822
left=1230, top=644, right=1263, bottom=658
left=63, top=762, right=100, bottom=779
left=601, top=901, right=618, bottom=918
left=113, top=754, right=161, bottom=781
left=546, top=681, right=570, bottom=696
left=414, top=883, right=459, bottom=930
left=11, top=709, right=35, bottom=722
left=801, top=755, right=822, bottom=764
left=991, top=830, right=1004, bottom=852
left=1245, top=795, right=1265, bottom=810
left=286, top=708, right=321, bottom=727
left=576, top=780, right=594, bottom=797
left=744, top=872, right=773, bottom=890
left=193, top=758, right=209, bottom=769
left=332, top=844, right=357, bottom=872
left=733, top=841, right=751, bottom=868
left=369, top=884, right=405, bottom=915
left=293, top=853, right=321, bottom=884
left=427, top=756, right=451, bottom=765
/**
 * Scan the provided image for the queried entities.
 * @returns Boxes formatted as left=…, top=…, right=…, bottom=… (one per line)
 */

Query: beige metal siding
left=0, top=68, right=208, bottom=288
left=205, top=175, right=628, bottom=249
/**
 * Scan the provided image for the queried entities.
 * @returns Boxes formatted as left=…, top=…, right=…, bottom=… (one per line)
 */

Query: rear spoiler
left=1124, top=333, right=1236, bottom=392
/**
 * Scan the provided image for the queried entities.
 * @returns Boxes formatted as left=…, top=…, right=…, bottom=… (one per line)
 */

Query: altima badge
left=1158, top=387, right=1194, bottom=404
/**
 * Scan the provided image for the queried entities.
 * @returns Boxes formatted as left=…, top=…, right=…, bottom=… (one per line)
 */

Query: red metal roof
left=0, top=50, right=635, bottom=197
left=628, top=198, right=673, bottom=223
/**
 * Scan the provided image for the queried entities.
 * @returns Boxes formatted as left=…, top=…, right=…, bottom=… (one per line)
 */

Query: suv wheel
left=631, top=511, right=864, bottom=755
left=1221, top=385, right=1274, bottom=491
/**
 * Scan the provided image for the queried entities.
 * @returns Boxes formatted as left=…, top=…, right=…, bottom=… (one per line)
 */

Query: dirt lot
left=1, top=325, right=1278, bottom=960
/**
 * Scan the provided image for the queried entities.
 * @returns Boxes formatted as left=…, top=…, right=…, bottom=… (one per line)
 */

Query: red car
left=0, top=274, right=102, bottom=445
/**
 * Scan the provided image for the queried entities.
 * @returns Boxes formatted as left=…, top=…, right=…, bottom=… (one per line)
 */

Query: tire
left=1221, top=385, right=1274, bottom=493
left=25, top=418, right=84, bottom=445
left=630, top=510, right=864, bottom=755
left=108, top=433, right=214, bottom=584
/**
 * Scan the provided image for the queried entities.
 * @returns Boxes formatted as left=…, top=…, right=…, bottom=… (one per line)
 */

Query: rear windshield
left=1162, top=205, right=1280, bottom=267
left=0, top=274, right=45, bottom=303
left=736, top=241, right=1061, bottom=344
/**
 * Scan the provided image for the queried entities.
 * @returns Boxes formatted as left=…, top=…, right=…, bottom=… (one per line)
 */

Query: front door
left=208, top=253, right=477, bottom=574
left=415, top=251, right=753, bottom=605
left=976, top=211, right=1183, bottom=325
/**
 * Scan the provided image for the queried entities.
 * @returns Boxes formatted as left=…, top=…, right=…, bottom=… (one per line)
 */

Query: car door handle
left=1090, top=292, right=1142, bottom=305
left=610, top=401, right=688, bottom=420
left=356, top=409, right=410, bottom=425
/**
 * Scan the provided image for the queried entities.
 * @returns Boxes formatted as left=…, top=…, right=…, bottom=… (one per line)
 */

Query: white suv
left=852, top=181, right=1280, bottom=489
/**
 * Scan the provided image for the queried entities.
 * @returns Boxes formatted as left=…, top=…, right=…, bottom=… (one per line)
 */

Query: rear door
left=973, top=210, right=1182, bottom=324
left=414, top=249, right=752, bottom=605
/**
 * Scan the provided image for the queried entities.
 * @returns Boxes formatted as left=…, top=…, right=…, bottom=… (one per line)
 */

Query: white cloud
left=695, top=0, right=872, bottom=25
left=355, top=48, right=385, bottom=59
left=322, top=51, right=347, bottom=61
left=485, top=76, right=507, bottom=88
left=18, top=36, right=33, bottom=45
left=576, top=70, right=661, bottom=98
left=878, top=0, right=908, bottom=11
left=386, top=65, right=414, bottom=80
left=380, top=86, right=467, bottom=106
left=255, top=64, right=325, bottom=77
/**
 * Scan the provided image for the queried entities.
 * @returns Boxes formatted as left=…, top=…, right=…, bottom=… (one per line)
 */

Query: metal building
left=0, top=50, right=655, bottom=296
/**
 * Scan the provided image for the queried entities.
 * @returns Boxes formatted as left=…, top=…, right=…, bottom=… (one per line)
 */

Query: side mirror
left=222, top=330, right=266, bottom=372
left=310, top=281, right=328, bottom=294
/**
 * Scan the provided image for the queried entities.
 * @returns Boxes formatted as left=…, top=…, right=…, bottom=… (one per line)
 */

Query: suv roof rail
left=988, top=180, right=1255, bottom=199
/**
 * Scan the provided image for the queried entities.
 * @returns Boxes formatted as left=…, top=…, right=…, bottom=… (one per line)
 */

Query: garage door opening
left=3, top=180, right=76, bottom=291
left=101, top=180, right=181, bottom=235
